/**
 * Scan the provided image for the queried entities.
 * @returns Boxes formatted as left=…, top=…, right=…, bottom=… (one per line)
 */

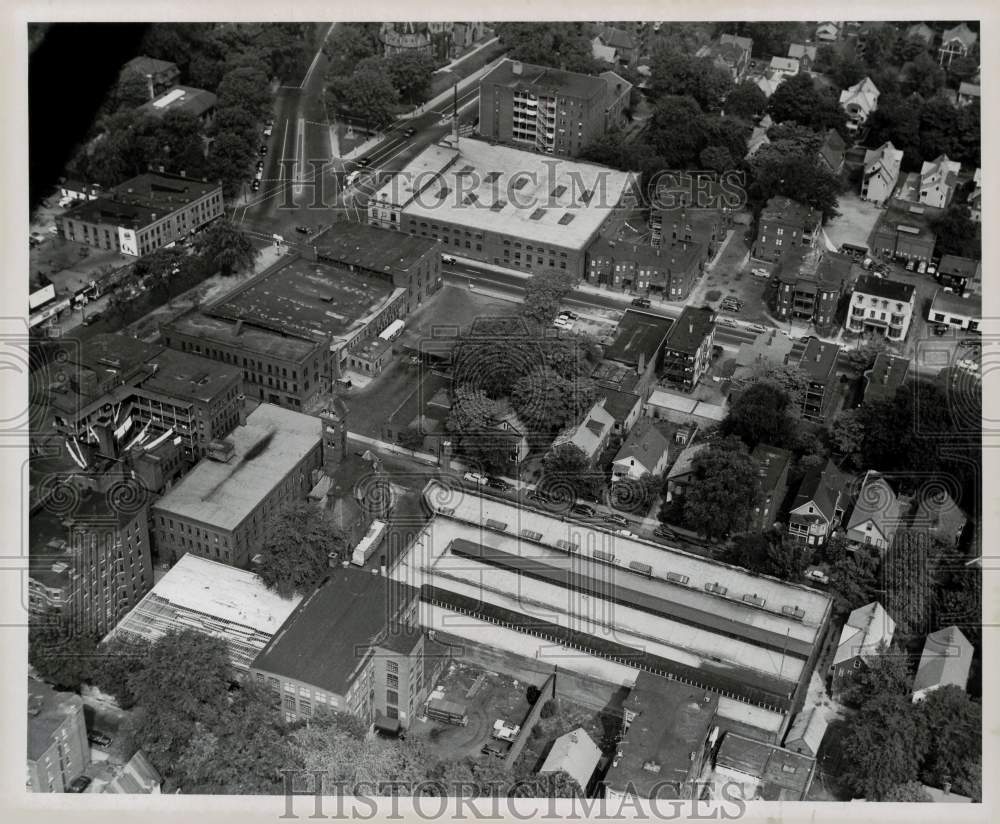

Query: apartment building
left=845, top=275, right=916, bottom=341
left=752, top=196, right=820, bottom=263
left=60, top=172, right=223, bottom=257
left=27, top=678, right=90, bottom=793
left=796, top=338, right=840, bottom=422
left=585, top=236, right=706, bottom=300
left=478, top=58, right=632, bottom=157
left=773, top=251, right=853, bottom=328
left=659, top=305, right=716, bottom=391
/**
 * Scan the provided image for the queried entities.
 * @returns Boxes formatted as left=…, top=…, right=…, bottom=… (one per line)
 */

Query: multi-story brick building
left=478, top=58, right=632, bottom=157
left=650, top=175, right=735, bottom=255
left=27, top=678, right=90, bottom=793
left=585, top=236, right=706, bottom=300
left=29, top=473, right=153, bottom=637
left=659, top=306, right=716, bottom=391
left=796, top=338, right=840, bottom=422
left=845, top=275, right=916, bottom=341
left=773, top=251, right=853, bottom=328
left=59, top=172, right=223, bottom=257
left=150, top=403, right=323, bottom=568
left=870, top=207, right=937, bottom=263
left=750, top=445, right=792, bottom=532
left=367, top=138, right=635, bottom=279
left=752, top=196, right=820, bottom=263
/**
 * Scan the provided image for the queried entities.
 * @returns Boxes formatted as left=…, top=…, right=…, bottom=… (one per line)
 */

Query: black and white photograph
left=9, top=5, right=994, bottom=820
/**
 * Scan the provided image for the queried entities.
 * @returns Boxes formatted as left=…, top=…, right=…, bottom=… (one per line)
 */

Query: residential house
left=784, top=707, right=829, bottom=759
left=538, top=728, right=601, bottom=793
left=731, top=328, right=794, bottom=387
left=650, top=174, right=733, bottom=255
left=494, top=404, right=531, bottom=465
left=923, top=785, right=973, bottom=803
left=769, top=56, right=800, bottom=80
left=956, top=82, right=980, bottom=106
left=591, top=26, right=638, bottom=67
left=665, top=441, right=709, bottom=501
left=815, top=22, right=842, bottom=42
left=611, top=419, right=670, bottom=484
left=860, top=142, right=903, bottom=204
left=911, top=626, right=974, bottom=702
left=27, top=677, right=90, bottom=793
left=839, top=76, right=879, bottom=134
left=659, top=305, right=716, bottom=391
left=796, top=338, right=840, bottom=421
left=103, top=751, right=162, bottom=794
left=862, top=352, right=910, bottom=405
left=905, top=23, right=935, bottom=45
left=830, top=601, right=896, bottom=696
left=919, top=154, right=961, bottom=209
left=788, top=43, right=818, bottom=70
left=755, top=72, right=783, bottom=99
left=846, top=275, right=916, bottom=341
left=710, top=733, right=816, bottom=801
left=750, top=445, right=792, bottom=532
left=938, top=22, right=977, bottom=66
left=745, top=122, right=771, bottom=158
left=551, top=400, right=615, bottom=464
left=752, top=196, right=820, bottom=263
left=696, top=35, right=752, bottom=83
left=936, top=255, right=982, bottom=295
left=844, top=470, right=901, bottom=555
left=908, top=485, right=968, bottom=548
left=968, top=168, right=981, bottom=222
left=586, top=235, right=707, bottom=301
left=123, top=55, right=180, bottom=99
left=817, top=129, right=846, bottom=175
left=787, top=459, right=848, bottom=548
left=596, top=388, right=642, bottom=436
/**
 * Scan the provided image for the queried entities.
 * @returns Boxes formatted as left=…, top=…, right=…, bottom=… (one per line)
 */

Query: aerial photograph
left=23, top=18, right=983, bottom=811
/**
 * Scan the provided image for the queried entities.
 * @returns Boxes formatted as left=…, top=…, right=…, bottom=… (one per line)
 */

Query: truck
left=425, top=697, right=469, bottom=726
left=350, top=519, right=388, bottom=567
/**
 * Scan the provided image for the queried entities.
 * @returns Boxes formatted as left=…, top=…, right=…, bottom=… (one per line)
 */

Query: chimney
left=145, top=73, right=155, bottom=101
left=512, top=60, right=522, bottom=75
left=237, top=394, right=247, bottom=426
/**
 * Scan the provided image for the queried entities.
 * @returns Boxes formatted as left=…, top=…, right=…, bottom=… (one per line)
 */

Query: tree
left=721, top=381, right=798, bottom=450
left=324, top=23, right=381, bottom=79
left=841, top=641, right=913, bottom=708
left=844, top=338, right=888, bottom=375
left=900, top=52, right=945, bottom=98
left=123, top=630, right=232, bottom=780
left=541, top=443, right=600, bottom=502
left=511, top=769, right=584, bottom=798
left=841, top=693, right=929, bottom=800
left=89, top=635, right=151, bottom=709
left=724, top=533, right=805, bottom=579
left=830, top=408, right=865, bottom=468
left=520, top=269, right=578, bottom=326
left=217, top=66, right=272, bottom=120
left=699, top=146, right=734, bottom=174
left=206, top=131, right=259, bottom=199
left=446, top=387, right=516, bottom=475
left=648, top=96, right=706, bottom=167
left=826, top=551, right=879, bottom=616
left=496, top=23, right=601, bottom=75
left=930, top=203, right=980, bottom=259
left=882, top=782, right=932, bottom=802
left=385, top=52, right=436, bottom=105
left=682, top=437, right=759, bottom=540
left=767, top=73, right=847, bottom=136
left=116, top=69, right=153, bottom=111
left=327, top=64, right=399, bottom=129
left=511, top=368, right=594, bottom=434
left=749, top=139, right=842, bottom=221
left=193, top=220, right=259, bottom=277
left=917, top=685, right=982, bottom=800
left=28, top=617, right=98, bottom=691
left=649, top=50, right=733, bottom=111
left=257, top=502, right=347, bottom=598
left=723, top=80, right=768, bottom=121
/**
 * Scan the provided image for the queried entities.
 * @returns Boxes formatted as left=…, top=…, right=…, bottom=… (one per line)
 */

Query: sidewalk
left=397, top=56, right=504, bottom=121
left=434, top=37, right=500, bottom=76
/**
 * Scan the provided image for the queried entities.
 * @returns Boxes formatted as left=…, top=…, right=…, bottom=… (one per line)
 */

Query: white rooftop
left=369, top=138, right=636, bottom=250
left=152, top=403, right=322, bottom=531
left=152, top=88, right=186, bottom=108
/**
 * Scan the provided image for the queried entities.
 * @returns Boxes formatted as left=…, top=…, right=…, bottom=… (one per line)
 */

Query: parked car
left=874, top=263, right=890, bottom=276
left=751, top=267, right=770, bottom=279
left=251, top=180, right=261, bottom=192
left=749, top=323, right=767, bottom=333
left=927, top=262, right=938, bottom=276
left=67, top=775, right=92, bottom=793
left=88, top=731, right=112, bottom=748
left=263, top=125, right=273, bottom=137
left=486, top=477, right=509, bottom=491
left=631, top=297, right=651, bottom=308
left=717, top=317, right=738, bottom=328
left=932, top=324, right=948, bottom=336
left=356, top=157, right=371, bottom=167
left=525, top=489, right=551, bottom=503
left=905, top=259, right=916, bottom=272
left=614, top=529, right=635, bottom=539
left=805, top=567, right=830, bottom=585
left=259, top=145, right=268, bottom=156
left=295, top=225, right=311, bottom=234
left=653, top=525, right=677, bottom=540
left=441, top=254, right=457, bottom=265
left=558, top=310, right=578, bottom=320
left=958, top=339, right=980, bottom=349
left=721, top=303, right=742, bottom=314
left=917, top=260, right=927, bottom=274
left=463, top=471, right=488, bottom=486
left=602, top=513, right=629, bottom=527
left=82, top=312, right=102, bottom=326
left=256, top=160, right=265, bottom=170
left=403, top=127, right=417, bottom=138
left=570, top=503, right=596, bottom=518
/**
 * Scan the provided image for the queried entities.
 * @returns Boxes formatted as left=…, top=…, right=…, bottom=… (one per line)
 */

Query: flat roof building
left=108, top=553, right=303, bottom=672
left=660, top=305, right=716, bottom=390
left=139, top=85, right=217, bottom=121
left=846, top=275, right=916, bottom=341
left=150, top=403, right=323, bottom=568
left=863, top=352, right=910, bottom=405
left=367, top=137, right=637, bottom=278
left=27, top=677, right=90, bottom=793
left=796, top=338, right=840, bottom=422
left=604, top=309, right=674, bottom=392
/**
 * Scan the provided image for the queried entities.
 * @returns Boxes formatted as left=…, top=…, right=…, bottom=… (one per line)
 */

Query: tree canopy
left=192, top=220, right=260, bottom=277
left=721, top=380, right=799, bottom=450
left=257, top=501, right=348, bottom=598
left=681, top=436, right=759, bottom=540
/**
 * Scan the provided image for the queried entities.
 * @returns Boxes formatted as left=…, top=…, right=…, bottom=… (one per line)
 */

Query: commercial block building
left=928, top=289, right=981, bottom=332
left=936, top=255, right=981, bottom=295
left=29, top=473, right=153, bottom=637
left=773, top=251, right=853, bottom=328
left=659, top=305, right=716, bottom=390
left=60, top=172, right=223, bottom=257
left=27, top=678, right=90, bottom=793
left=752, top=197, right=820, bottom=263
left=108, top=553, right=302, bottom=673
left=846, top=275, right=916, bottom=341
left=150, top=403, right=323, bottom=568
left=367, top=138, right=636, bottom=279
left=585, top=236, right=706, bottom=300
left=478, top=58, right=631, bottom=157
left=870, top=207, right=937, bottom=263
left=602, top=309, right=675, bottom=395
left=649, top=175, right=734, bottom=255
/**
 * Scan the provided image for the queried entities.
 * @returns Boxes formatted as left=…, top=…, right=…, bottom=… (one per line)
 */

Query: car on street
left=720, top=303, right=742, bottom=314
left=917, top=260, right=927, bottom=274
left=631, top=297, right=651, bottom=308
left=525, top=489, right=551, bottom=503
left=751, top=267, right=770, bottom=279
left=256, top=160, right=264, bottom=170
left=357, top=157, right=371, bottom=167
left=403, top=127, right=417, bottom=138
left=259, top=145, right=268, bottom=156
left=251, top=180, right=261, bottom=192
left=602, top=513, right=629, bottom=527
left=82, top=312, right=102, bottom=326
left=463, top=471, right=488, bottom=486
left=958, top=339, right=980, bottom=349
left=873, top=263, right=890, bottom=276
left=932, top=324, right=948, bottom=336
left=570, top=503, right=596, bottom=518
left=441, top=254, right=457, bottom=265
left=716, top=317, right=737, bottom=327
left=905, top=259, right=916, bottom=271
left=254, top=169, right=263, bottom=181
left=67, top=776, right=92, bottom=793
left=263, top=125, right=273, bottom=137
left=88, top=731, right=112, bottom=748
left=486, top=477, right=509, bottom=491
left=653, top=525, right=677, bottom=540
left=558, top=311, right=578, bottom=320
left=614, top=529, right=636, bottom=538
left=553, top=317, right=574, bottom=330
left=805, top=567, right=830, bottom=585
left=295, top=225, right=311, bottom=234
left=749, top=323, right=767, bottom=333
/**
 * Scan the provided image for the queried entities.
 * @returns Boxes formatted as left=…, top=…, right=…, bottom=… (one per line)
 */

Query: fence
left=503, top=671, right=556, bottom=769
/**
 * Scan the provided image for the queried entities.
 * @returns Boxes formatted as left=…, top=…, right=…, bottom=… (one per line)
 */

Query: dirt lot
left=688, top=221, right=773, bottom=324
left=821, top=192, right=883, bottom=252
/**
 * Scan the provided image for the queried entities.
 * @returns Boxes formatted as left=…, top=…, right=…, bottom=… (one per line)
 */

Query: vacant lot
left=822, top=192, right=882, bottom=252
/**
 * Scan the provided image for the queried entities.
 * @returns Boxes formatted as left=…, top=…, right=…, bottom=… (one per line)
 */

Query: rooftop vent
left=206, top=438, right=235, bottom=462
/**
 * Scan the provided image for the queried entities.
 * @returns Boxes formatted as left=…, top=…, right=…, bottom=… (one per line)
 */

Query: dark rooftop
left=482, top=57, right=613, bottom=101
left=141, top=346, right=240, bottom=405
left=863, top=353, right=910, bottom=405
left=853, top=275, right=915, bottom=303
left=664, top=306, right=715, bottom=355
left=125, top=55, right=178, bottom=76
left=751, top=444, right=792, bottom=493
left=760, top=196, right=819, bottom=229
left=163, top=311, right=324, bottom=363
left=604, top=672, right=718, bottom=799
left=604, top=310, right=673, bottom=368
left=813, top=251, right=854, bottom=289
left=797, top=338, right=839, bottom=382
left=791, top=459, right=845, bottom=523
left=938, top=254, right=980, bottom=277
left=714, top=732, right=815, bottom=800
left=597, top=387, right=641, bottom=427
left=63, top=172, right=220, bottom=230
left=139, top=85, right=217, bottom=119
left=250, top=568, right=415, bottom=695
left=208, top=255, right=395, bottom=342
left=315, top=222, right=439, bottom=275
left=28, top=677, right=84, bottom=762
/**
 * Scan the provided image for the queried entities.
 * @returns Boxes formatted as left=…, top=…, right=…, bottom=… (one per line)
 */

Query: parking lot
left=688, top=222, right=774, bottom=324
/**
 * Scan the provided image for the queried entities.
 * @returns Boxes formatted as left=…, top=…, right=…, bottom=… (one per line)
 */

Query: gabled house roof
left=957, top=81, right=981, bottom=99
left=105, top=750, right=162, bottom=794
left=719, top=33, right=753, bottom=53
left=788, top=43, right=817, bottom=62
left=911, top=625, right=973, bottom=698
left=613, top=419, right=670, bottom=475
left=910, top=486, right=968, bottom=542
left=863, top=352, right=910, bottom=405
left=840, top=77, right=879, bottom=114
left=846, top=470, right=901, bottom=540
left=769, top=56, right=800, bottom=74
left=920, top=154, right=961, bottom=190
left=539, top=727, right=601, bottom=791
left=832, top=601, right=895, bottom=666
left=552, top=401, right=615, bottom=460
left=941, top=22, right=977, bottom=50
left=667, top=441, right=709, bottom=481
left=597, top=26, right=636, bottom=50
left=863, top=141, right=903, bottom=178
left=818, top=129, right=847, bottom=171
left=786, top=706, right=828, bottom=755
left=790, top=459, right=846, bottom=523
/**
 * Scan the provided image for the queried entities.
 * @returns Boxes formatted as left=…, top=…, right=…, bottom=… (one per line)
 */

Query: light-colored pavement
left=822, top=192, right=883, bottom=251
